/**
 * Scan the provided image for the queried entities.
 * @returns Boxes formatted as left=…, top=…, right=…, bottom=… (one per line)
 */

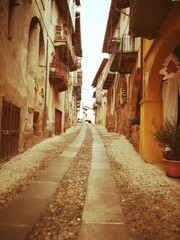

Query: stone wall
left=106, top=114, right=115, bottom=133
left=129, top=124, right=140, bottom=152
left=0, top=1, right=79, bottom=160
left=116, top=103, right=131, bottom=138
left=106, top=103, right=140, bottom=153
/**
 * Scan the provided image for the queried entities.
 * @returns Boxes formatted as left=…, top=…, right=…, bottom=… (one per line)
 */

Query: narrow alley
left=0, top=124, right=179, bottom=240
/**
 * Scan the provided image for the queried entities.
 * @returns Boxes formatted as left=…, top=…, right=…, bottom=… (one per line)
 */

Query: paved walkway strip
left=78, top=125, right=129, bottom=240
left=0, top=126, right=86, bottom=240
left=0, top=124, right=129, bottom=239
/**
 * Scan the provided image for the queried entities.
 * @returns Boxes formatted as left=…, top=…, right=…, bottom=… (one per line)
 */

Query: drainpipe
left=140, top=37, right=143, bottom=102
left=44, top=36, right=49, bottom=132
left=139, top=37, right=143, bottom=154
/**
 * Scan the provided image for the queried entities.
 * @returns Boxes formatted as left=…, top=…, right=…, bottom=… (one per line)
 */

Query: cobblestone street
left=0, top=124, right=179, bottom=240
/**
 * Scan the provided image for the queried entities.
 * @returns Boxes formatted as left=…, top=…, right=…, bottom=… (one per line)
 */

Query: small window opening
left=33, top=111, right=39, bottom=135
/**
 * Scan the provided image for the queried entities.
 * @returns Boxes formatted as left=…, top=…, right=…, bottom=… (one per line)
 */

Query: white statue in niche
left=159, top=53, right=180, bottom=122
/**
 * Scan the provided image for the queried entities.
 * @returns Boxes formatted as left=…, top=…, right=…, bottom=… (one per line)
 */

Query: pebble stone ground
left=96, top=125, right=180, bottom=240
left=27, top=125, right=93, bottom=240
left=0, top=124, right=179, bottom=240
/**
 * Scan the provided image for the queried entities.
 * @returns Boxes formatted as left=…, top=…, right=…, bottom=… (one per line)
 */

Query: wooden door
left=55, top=109, right=62, bottom=135
left=0, top=99, right=20, bottom=161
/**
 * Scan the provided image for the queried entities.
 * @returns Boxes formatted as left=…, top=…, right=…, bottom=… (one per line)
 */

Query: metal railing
left=121, top=34, right=138, bottom=52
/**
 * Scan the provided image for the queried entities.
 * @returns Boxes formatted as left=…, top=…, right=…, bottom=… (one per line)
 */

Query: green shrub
left=152, top=118, right=180, bottom=160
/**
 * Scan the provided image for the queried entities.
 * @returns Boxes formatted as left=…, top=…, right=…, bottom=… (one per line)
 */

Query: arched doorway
left=25, top=17, right=46, bottom=136
left=140, top=29, right=180, bottom=163
left=159, top=45, right=180, bottom=123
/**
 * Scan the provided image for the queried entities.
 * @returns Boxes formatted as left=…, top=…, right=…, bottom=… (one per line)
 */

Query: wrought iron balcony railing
left=110, top=34, right=138, bottom=74
left=54, top=25, right=76, bottom=71
left=54, top=25, right=68, bottom=42
left=121, top=34, right=138, bottom=52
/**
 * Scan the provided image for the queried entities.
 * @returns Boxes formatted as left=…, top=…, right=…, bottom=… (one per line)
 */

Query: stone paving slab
left=19, top=181, right=59, bottom=199
left=87, top=169, right=117, bottom=193
left=78, top=125, right=129, bottom=240
left=91, top=162, right=110, bottom=169
left=0, top=224, right=32, bottom=240
left=68, top=143, right=82, bottom=148
left=60, top=150, right=77, bottom=157
left=34, top=160, right=74, bottom=182
left=92, top=144, right=106, bottom=149
left=78, top=223, right=129, bottom=240
left=44, top=162, right=70, bottom=172
left=82, top=192, right=124, bottom=223
left=53, top=156, right=74, bottom=164
left=0, top=198, right=48, bottom=226
left=0, top=126, right=86, bottom=240
left=35, top=168, right=66, bottom=182
left=92, top=153, right=109, bottom=163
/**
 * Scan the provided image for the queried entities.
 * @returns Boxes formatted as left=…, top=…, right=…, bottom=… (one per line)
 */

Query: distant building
left=92, top=58, right=108, bottom=126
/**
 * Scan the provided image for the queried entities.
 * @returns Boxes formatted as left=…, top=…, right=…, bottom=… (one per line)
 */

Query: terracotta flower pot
left=163, top=158, right=180, bottom=178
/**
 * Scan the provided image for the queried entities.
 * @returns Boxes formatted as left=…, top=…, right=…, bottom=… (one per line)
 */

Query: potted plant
left=152, top=118, right=180, bottom=178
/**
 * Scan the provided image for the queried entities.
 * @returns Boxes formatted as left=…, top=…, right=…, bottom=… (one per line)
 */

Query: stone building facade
left=92, top=0, right=141, bottom=150
left=92, top=58, right=108, bottom=127
left=92, top=0, right=180, bottom=162
left=0, top=0, right=82, bottom=162
left=130, top=0, right=180, bottom=162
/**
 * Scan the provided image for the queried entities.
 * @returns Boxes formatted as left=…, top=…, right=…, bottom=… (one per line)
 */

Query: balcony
left=54, top=25, right=76, bottom=71
left=75, top=0, right=81, bottom=6
left=76, top=93, right=81, bottom=101
left=73, top=85, right=81, bottom=96
left=110, top=34, right=138, bottom=74
left=103, top=72, right=116, bottom=90
left=49, top=54, right=68, bottom=92
left=117, top=0, right=130, bottom=9
left=93, top=102, right=98, bottom=110
left=73, top=73, right=82, bottom=98
left=108, top=37, right=121, bottom=54
left=55, top=0, right=73, bottom=28
left=74, top=11, right=83, bottom=58
left=77, top=101, right=80, bottom=107
left=96, top=91, right=102, bottom=105
left=77, top=70, right=83, bottom=85
left=129, top=0, right=172, bottom=39
left=70, top=57, right=82, bottom=72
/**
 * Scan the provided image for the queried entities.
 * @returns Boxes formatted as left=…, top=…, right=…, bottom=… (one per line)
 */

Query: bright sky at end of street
left=80, top=0, right=111, bottom=108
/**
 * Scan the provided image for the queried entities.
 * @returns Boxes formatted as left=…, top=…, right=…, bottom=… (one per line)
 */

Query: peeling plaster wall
left=0, top=1, right=55, bottom=153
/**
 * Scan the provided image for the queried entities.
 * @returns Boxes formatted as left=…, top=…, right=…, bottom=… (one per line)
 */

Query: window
left=39, top=28, right=45, bottom=66
left=116, top=74, right=127, bottom=108
left=33, top=111, right=40, bottom=135
left=8, top=0, right=17, bottom=40
left=27, top=17, right=45, bottom=70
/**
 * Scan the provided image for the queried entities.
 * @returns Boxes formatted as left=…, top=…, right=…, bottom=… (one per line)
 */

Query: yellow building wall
left=140, top=2, right=180, bottom=163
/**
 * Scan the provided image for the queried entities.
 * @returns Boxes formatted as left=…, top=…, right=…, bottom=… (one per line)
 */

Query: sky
left=80, top=0, right=111, bottom=108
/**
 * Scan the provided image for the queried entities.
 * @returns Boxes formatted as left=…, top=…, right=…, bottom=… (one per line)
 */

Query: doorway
left=55, top=109, right=62, bottom=135
left=0, top=99, right=20, bottom=161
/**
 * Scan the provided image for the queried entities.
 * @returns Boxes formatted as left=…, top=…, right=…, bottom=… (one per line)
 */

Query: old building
left=92, top=58, right=108, bottom=126
left=92, top=0, right=141, bottom=150
left=0, top=0, right=82, bottom=162
left=129, top=0, right=180, bottom=162
left=92, top=0, right=180, bottom=163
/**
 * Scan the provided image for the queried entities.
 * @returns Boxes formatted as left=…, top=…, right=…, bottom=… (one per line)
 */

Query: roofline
left=91, top=58, right=108, bottom=87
